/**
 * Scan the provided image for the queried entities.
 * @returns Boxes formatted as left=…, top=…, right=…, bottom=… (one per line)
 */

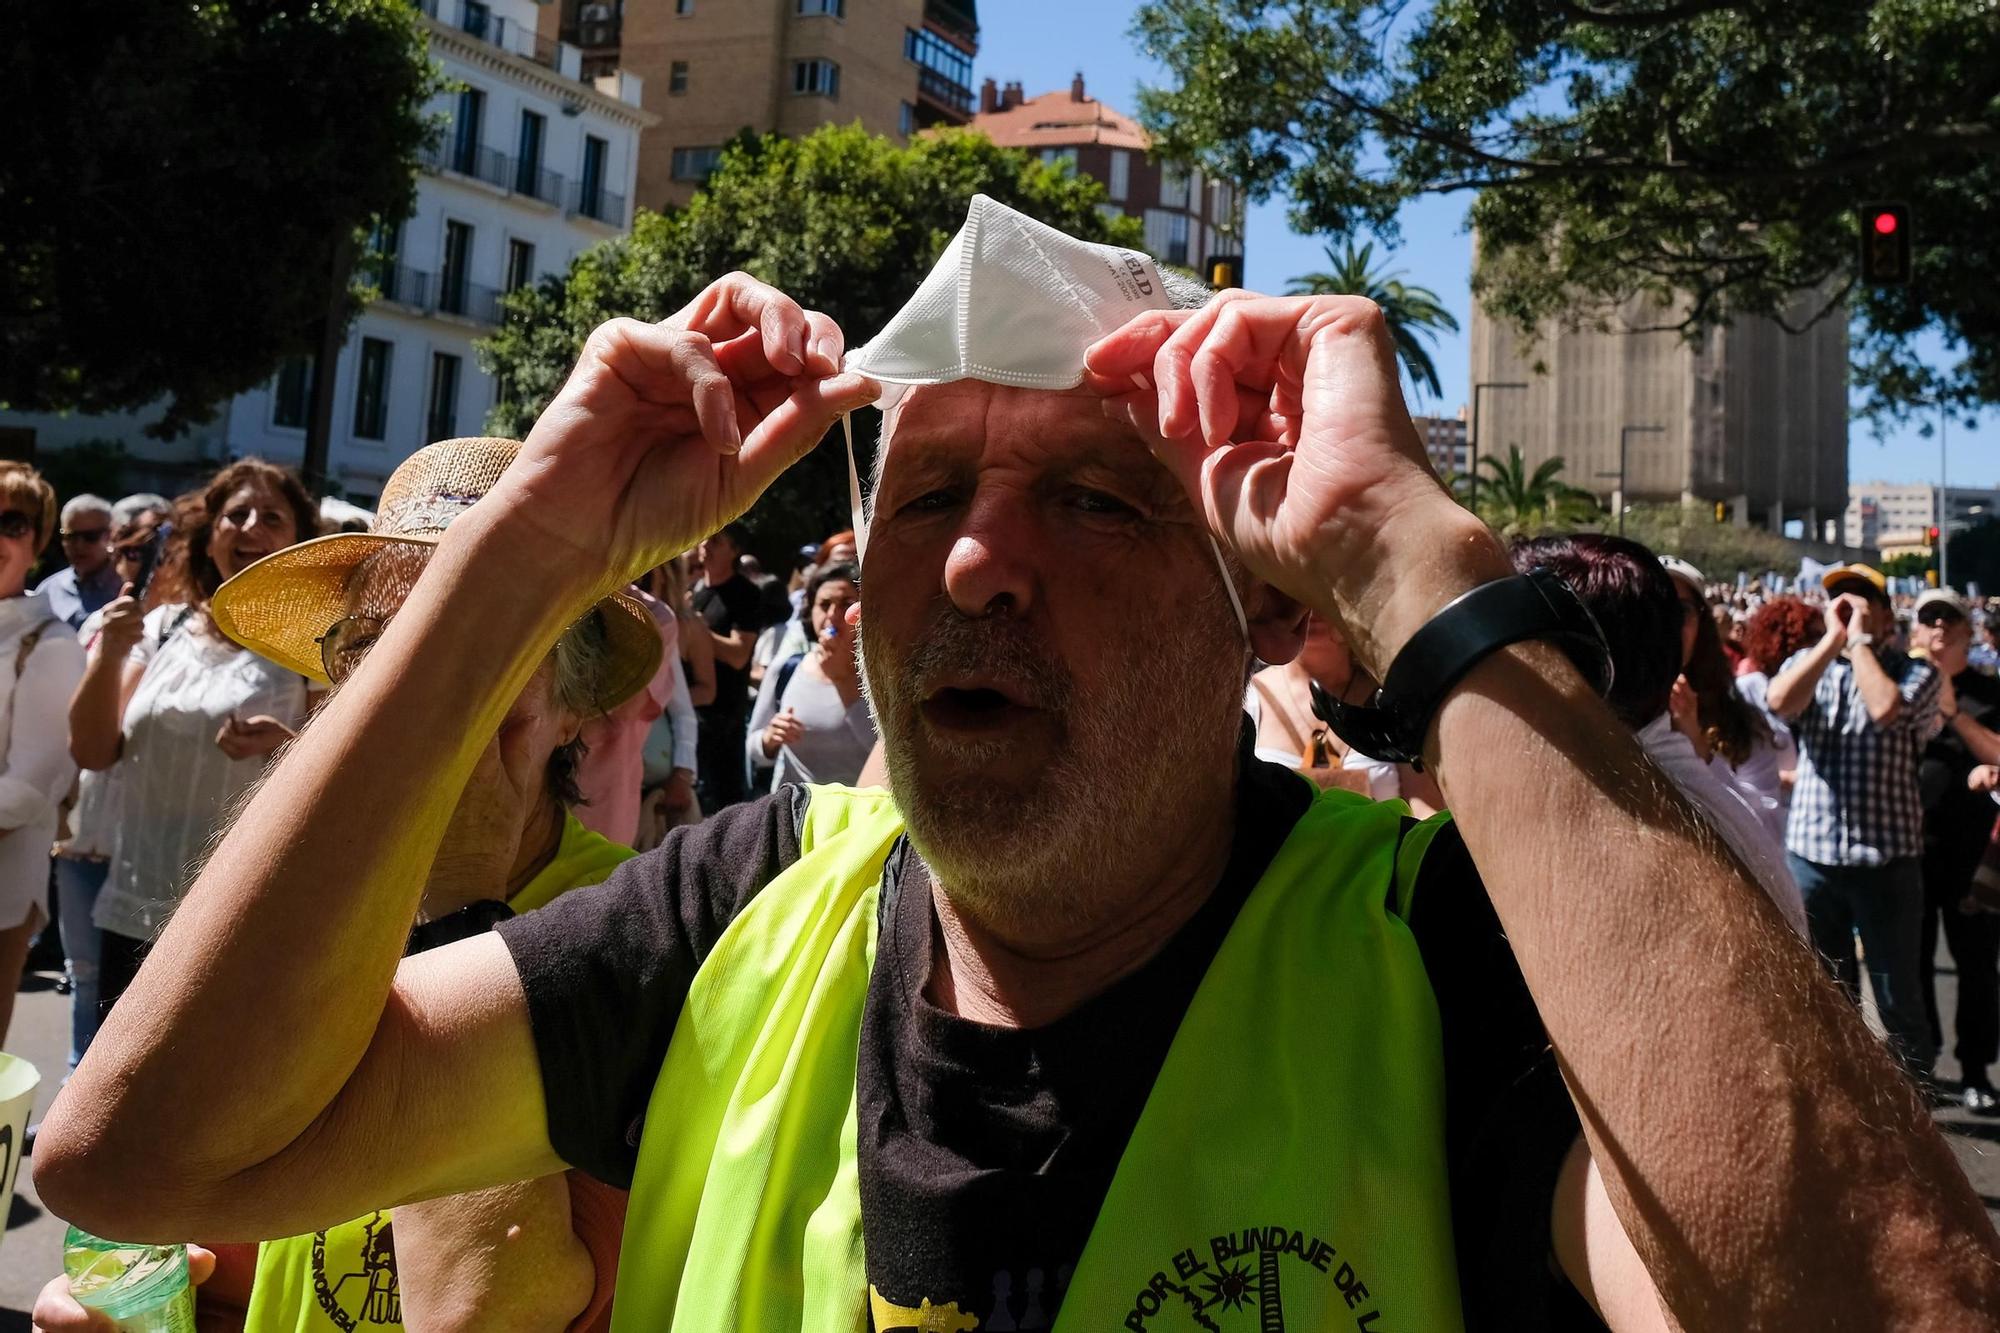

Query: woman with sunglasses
left=67, top=459, right=322, bottom=1023
left=0, top=462, right=87, bottom=1047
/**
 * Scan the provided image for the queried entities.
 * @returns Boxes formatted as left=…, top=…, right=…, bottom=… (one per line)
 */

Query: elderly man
left=34, top=493, right=118, bottom=628
left=1768, top=564, right=1943, bottom=1081
left=37, top=239, right=1998, bottom=1330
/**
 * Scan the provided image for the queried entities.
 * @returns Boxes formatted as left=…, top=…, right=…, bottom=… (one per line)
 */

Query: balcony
left=421, top=138, right=569, bottom=210
left=369, top=263, right=433, bottom=310
left=915, top=67, right=973, bottom=118
left=568, top=181, right=626, bottom=227
left=436, top=276, right=504, bottom=326
left=414, top=0, right=586, bottom=80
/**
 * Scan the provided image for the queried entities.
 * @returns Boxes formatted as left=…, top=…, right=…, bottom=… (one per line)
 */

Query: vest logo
left=310, top=1213, right=403, bottom=1331
left=1122, top=1225, right=1382, bottom=1331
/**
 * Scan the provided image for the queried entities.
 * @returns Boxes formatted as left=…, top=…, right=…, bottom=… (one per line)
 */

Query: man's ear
left=1245, top=581, right=1310, bottom=667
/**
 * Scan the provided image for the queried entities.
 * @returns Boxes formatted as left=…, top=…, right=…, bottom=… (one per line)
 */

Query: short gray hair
left=113, top=493, right=171, bottom=526
left=60, top=494, right=112, bottom=528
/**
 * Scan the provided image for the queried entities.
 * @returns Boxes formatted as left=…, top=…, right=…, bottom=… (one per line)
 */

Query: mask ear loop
left=1131, top=372, right=1250, bottom=644
left=845, top=411, right=868, bottom=567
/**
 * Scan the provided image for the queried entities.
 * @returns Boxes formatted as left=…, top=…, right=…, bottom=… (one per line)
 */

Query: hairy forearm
left=38, top=506, right=595, bottom=1225
left=1849, top=646, right=1903, bottom=724
left=68, top=648, right=126, bottom=770
left=1766, top=636, right=1839, bottom=719
left=393, top=1175, right=593, bottom=1333
left=1432, top=643, right=2000, bottom=1326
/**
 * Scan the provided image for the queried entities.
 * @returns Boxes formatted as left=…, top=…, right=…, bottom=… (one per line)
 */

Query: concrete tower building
left=1468, top=286, right=1849, bottom=540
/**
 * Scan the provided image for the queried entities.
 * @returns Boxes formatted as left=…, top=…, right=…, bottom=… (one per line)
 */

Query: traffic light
left=1928, top=524, right=1942, bottom=545
left=1860, top=203, right=1911, bottom=284
left=1714, top=500, right=1727, bottom=523
left=1207, top=254, right=1243, bottom=289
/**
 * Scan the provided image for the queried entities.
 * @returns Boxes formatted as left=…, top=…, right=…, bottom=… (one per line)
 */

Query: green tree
left=0, top=1, right=438, bottom=459
left=1132, top=0, right=2000, bottom=424
left=1285, top=240, right=1459, bottom=400
left=1467, top=446, right=1601, bottom=539
left=481, top=124, right=1143, bottom=555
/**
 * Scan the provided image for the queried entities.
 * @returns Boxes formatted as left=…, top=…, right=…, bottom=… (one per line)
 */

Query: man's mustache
left=893, top=610, right=1073, bottom=712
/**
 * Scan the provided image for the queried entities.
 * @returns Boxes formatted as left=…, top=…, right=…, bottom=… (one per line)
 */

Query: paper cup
left=0, top=1052, right=41, bottom=1258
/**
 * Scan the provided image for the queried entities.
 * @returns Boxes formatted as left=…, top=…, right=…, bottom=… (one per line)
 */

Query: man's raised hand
left=1084, top=292, right=1505, bottom=672
left=496, top=274, right=878, bottom=595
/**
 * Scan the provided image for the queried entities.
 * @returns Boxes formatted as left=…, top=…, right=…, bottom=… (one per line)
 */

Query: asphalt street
left=3, top=938, right=1999, bottom=1327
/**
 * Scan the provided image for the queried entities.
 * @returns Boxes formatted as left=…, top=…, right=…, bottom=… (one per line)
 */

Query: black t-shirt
left=497, top=758, right=1604, bottom=1332
left=692, top=572, right=766, bottom=718
left=1921, top=668, right=2000, bottom=860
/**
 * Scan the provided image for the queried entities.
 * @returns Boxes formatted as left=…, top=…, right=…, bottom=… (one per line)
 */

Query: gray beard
left=859, top=590, right=1245, bottom=939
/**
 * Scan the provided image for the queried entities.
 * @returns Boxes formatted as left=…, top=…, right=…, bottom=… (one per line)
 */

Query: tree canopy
left=481, top=124, right=1143, bottom=552
left=1285, top=240, right=1459, bottom=400
left=1133, top=0, right=2000, bottom=424
left=1465, top=445, right=1602, bottom=538
left=0, top=0, right=437, bottom=437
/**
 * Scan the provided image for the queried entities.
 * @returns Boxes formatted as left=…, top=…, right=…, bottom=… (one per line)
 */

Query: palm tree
left=1467, top=446, right=1602, bottom=538
left=1285, top=240, right=1461, bottom=401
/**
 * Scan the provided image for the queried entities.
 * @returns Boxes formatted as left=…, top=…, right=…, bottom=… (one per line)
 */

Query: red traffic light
left=1860, top=202, right=1911, bottom=285
left=1928, top=526, right=1941, bottom=542
left=1873, top=211, right=1899, bottom=236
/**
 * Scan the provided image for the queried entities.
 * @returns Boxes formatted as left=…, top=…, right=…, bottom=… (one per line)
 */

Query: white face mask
left=842, top=195, right=1248, bottom=639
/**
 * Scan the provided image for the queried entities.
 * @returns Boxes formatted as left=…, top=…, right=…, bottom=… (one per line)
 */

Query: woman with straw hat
left=35, top=438, right=661, bottom=1333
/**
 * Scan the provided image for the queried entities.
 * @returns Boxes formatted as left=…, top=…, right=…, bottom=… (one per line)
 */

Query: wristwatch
left=1311, top=568, right=1614, bottom=769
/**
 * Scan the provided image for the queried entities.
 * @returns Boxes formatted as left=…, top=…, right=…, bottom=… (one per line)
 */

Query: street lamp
left=1939, top=403, right=1952, bottom=589
left=1467, top=381, right=1528, bottom=496
left=1595, top=425, right=1665, bottom=537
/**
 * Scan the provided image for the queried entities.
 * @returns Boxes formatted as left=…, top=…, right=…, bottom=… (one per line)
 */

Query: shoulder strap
left=774, top=651, right=806, bottom=702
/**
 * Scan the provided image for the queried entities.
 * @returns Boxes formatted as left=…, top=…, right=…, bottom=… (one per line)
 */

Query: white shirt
left=1638, top=712, right=1808, bottom=936
left=94, top=606, right=313, bottom=941
left=0, top=593, right=85, bottom=928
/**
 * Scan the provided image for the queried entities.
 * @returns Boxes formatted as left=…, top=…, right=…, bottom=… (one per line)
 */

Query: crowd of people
left=10, top=211, right=1998, bottom=1331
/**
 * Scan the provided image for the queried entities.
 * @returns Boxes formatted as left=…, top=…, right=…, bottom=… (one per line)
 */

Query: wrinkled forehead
left=877, top=380, right=1181, bottom=499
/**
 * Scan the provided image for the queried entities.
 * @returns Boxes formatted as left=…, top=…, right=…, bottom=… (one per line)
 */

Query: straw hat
left=212, top=438, right=662, bottom=709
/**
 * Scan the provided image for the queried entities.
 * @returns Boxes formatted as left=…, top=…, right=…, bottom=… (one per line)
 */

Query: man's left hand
left=1084, top=293, right=1505, bottom=673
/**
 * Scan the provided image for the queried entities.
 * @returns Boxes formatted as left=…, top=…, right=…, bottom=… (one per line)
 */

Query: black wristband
left=1311, top=568, right=1614, bottom=769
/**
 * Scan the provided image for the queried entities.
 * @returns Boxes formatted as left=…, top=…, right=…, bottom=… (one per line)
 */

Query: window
left=578, top=135, right=608, bottom=219
left=428, top=352, right=462, bottom=442
left=1107, top=149, right=1130, bottom=202
left=1143, top=208, right=1190, bottom=266
left=792, top=58, right=839, bottom=97
left=506, top=238, right=536, bottom=293
left=452, top=88, right=485, bottom=176
left=1159, top=164, right=1189, bottom=209
left=515, top=110, right=545, bottom=196
left=353, top=339, right=392, bottom=440
left=796, top=0, right=844, bottom=13
left=462, top=0, right=491, bottom=40
left=668, top=60, right=688, bottom=94
left=670, top=145, right=723, bottom=181
left=903, top=27, right=973, bottom=113
left=272, top=357, right=310, bottom=429
left=1039, top=147, right=1077, bottom=171
left=675, top=0, right=692, bottom=13
left=898, top=101, right=913, bottom=137
left=440, top=220, right=473, bottom=316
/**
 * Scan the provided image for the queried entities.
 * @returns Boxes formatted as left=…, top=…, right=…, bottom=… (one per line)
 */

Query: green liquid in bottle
left=62, top=1227, right=196, bottom=1333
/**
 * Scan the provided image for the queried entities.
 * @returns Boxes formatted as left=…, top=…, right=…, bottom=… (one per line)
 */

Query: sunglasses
left=61, top=526, right=109, bottom=544
left=0, top=511, right=34, bottom=542
left=315, top=614, right=389, bottom=685
left=1917, top=607, right=1965, bottom=628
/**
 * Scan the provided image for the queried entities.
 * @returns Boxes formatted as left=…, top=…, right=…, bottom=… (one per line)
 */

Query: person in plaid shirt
left=1769, top=564, right=1942, bottom=1081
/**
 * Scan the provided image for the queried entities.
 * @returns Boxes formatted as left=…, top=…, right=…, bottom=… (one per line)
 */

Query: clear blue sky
left=971, top=0, right=1997, bottom=489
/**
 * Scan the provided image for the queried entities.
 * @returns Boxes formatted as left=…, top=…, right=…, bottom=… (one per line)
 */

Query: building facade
left=1469, top=286, right=1849, bottom=539
left=227, top=0, right=653, bottom=504
left=1410, top=411, right=1469, bottom=478
left=549, top=0, right=980, bottom=212
left=966, top=74, right=1240, bottom=276
left=1843, top=481, right=2000, bottom=552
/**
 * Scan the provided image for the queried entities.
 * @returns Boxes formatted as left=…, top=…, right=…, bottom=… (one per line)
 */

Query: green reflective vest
left=245, top=814, right=637, bottom=1333
left=615, top=783, right=1467, bottom=1332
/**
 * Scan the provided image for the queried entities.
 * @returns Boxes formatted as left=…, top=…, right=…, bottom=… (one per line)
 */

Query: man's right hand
left=94, top=585, right=145, bottom=657
left=487, top=274, right=879, bottom=600
left=1820, top=595, right=1854, bottom=647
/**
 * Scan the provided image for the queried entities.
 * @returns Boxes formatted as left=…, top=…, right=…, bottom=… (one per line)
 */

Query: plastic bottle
left=62, top=1226, right=196, bottom=1332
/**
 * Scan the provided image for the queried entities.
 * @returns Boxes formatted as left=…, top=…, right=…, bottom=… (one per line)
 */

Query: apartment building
left=548, top=0, right=981, bottom=211
left=1411, top=410, right=1469, bottom=478
left=966, top=74, right=1240, bottom=275
left=1843, top=481, right=2000, bottom=550
left=223, top=0, right=654, bottom=503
